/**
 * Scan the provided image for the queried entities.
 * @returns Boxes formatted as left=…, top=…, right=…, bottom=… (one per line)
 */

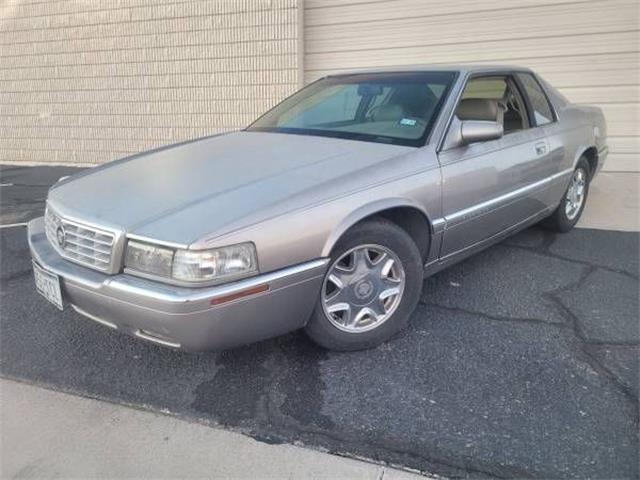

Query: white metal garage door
left=304, top=0, right=639, bottom=172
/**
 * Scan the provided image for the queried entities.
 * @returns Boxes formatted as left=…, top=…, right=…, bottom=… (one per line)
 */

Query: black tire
left=305, top=218, right=423, bottom=351
left=542, top=157, right=591, bottom=233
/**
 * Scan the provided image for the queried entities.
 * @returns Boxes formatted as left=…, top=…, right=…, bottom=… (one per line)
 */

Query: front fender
left=321, top=197, right=431, bottom=257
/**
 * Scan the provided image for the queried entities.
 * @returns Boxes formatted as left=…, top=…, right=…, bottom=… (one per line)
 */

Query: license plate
left=33, top=262, right=63, bottom=310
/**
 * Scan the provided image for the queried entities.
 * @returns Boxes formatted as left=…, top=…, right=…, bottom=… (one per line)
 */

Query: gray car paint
left=30, top=65, right=607, bottom=350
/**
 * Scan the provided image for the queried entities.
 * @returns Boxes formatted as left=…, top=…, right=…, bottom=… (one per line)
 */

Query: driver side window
left=459, top=76, right=530, bottom=135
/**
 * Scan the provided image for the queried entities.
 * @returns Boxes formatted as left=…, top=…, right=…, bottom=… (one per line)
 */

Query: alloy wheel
left=565, top=168, right=587, bottom=220
left=321, top=244, right=406, bottom=333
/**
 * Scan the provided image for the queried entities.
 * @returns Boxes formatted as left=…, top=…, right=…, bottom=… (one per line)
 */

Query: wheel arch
left=574, top=145, right=598, bottom=176
left=321, top=198, right=434, bottom=262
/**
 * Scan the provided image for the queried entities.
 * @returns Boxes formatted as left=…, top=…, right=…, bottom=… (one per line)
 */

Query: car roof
left=325, top=64, right=534, bottom=77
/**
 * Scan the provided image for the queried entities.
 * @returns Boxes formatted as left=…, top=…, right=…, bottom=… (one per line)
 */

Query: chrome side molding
left=444, top=168, right=573, bottom=226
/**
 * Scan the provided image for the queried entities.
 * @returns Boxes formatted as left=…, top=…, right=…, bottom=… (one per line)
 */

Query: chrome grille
left=45, top=207, right=115, bottom=271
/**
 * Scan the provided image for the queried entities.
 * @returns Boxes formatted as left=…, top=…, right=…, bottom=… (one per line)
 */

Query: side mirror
left=460, top=120, right=503, bottom=145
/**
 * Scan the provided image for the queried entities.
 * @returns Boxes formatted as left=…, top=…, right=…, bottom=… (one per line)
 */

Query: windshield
left=247, top=71, right=457, bottom=147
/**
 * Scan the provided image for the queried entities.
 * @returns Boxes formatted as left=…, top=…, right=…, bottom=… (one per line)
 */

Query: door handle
left=535, top=142, right=547, bottom=156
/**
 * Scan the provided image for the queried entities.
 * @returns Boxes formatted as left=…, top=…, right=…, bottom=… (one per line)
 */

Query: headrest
left=456, top=98, right=500, bottom=121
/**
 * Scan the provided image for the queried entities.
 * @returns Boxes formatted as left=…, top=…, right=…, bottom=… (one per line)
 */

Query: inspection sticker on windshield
left=399, top=118, right=417, bottom=126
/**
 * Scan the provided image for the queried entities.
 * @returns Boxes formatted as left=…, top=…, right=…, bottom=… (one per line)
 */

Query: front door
left=438, top=74, right=553, bottom=257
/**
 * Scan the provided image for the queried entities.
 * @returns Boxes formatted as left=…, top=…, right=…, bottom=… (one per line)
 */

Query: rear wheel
left=543, top=157, right=591, bottom=232
left=305, top=218, right=423, bottom=351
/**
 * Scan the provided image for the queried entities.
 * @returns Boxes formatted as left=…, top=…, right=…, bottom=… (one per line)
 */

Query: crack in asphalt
left=544, top=269, right=639, bottom=408
left=532, top=239, right=640, bottom=407
left=503, top=234, right=639, bottom=281
left=506, top=242, right=639, bottom=281
left=422, top=231, right=639, bottom=439
left=418, top=302, right=567, bottom=328
left=424, top=249, right=638, bottom=413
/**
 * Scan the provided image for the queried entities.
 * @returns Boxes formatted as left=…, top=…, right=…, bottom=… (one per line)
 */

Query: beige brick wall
left=0, top=0, right=302, bottom=165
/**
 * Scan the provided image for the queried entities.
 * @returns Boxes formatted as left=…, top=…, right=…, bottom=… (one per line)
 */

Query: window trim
left=437, top=70, right=535, bottom=152
left=513, top=72, right=558, bottom=127
left=440, top=68, right=559, bottom=154
left=459, top=74, right=532, bottom=132
left=504, top=76, right=532, bottom=131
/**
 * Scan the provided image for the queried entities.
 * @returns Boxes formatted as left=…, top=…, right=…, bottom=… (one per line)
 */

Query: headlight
left=125, top=241, right=174, bottom=277
left=173, top=243, right=257, bottom=282
left=124, top=240, right=258, bottom=284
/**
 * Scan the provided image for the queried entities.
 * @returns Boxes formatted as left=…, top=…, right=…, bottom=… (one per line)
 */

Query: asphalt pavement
left=1, top=165, right=638, bottom=479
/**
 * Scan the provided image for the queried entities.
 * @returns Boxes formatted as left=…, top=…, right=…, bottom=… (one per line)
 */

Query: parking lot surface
left=1, top=165, right=638, bottom=478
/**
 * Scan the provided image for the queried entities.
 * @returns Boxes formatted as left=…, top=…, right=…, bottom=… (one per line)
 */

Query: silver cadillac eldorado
left=28, top=65, right=607, bottom=352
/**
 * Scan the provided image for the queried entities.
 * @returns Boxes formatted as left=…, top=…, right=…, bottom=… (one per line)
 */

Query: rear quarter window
left=517, top=73, right=555, bottom=126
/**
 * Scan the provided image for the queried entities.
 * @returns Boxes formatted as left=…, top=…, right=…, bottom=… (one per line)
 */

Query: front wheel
left=305, top=218, right=423, bottom=351
left=543, top=157, right=591, bottom=233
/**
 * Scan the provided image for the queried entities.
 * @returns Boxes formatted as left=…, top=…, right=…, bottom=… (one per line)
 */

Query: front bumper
left=28, top=217, right=328, bottom=352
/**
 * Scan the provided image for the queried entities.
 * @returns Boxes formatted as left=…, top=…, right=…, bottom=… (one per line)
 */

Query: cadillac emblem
left=56, top=225, right=66, bottom=248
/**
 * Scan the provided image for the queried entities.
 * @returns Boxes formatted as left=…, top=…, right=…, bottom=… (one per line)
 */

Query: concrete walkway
left=1, top=379, right=423, bottom=479
left=578, top=172, right=639, bottom=232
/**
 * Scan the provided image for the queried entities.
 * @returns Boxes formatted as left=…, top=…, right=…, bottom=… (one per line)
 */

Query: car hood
left=48, top=131, right=414, bottom=246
